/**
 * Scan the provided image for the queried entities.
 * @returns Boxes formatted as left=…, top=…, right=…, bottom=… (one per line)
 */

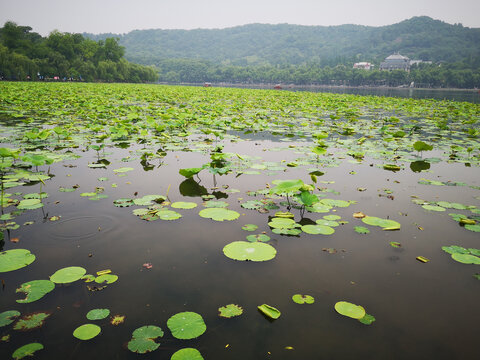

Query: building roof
left=385, top=53, right=409, bottom=61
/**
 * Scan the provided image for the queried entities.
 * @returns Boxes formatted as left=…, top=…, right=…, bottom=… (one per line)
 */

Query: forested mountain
left=85, top=17, right=480, bottom=67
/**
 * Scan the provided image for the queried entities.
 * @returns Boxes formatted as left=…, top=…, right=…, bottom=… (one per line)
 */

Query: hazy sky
left=1, top=0, right=479, bottom=35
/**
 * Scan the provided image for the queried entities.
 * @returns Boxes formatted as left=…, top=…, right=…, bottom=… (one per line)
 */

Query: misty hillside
left=85, top=16, right=480, bottom=67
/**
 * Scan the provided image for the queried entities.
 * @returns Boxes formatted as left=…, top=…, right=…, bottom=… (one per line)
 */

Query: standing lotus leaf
left=127, top=325, right=164, bottom=353
left=199, top=208, right=239, bottom=221
left=223, top=241, right=276, bottom=261
left=167, top=312, right=206, bottom=340
left=86, top=309, right=110, bottom=320
left=12, top=343, right=44, bottom=359
left=218, top=304, right=243, bottom=318
left=0, top=249, right=36, bottom=273
left=258, top=304, right=281, bottom=319
left=0, top=310, right=20, bottom=327
left=73, top=324, right=101, bottom=340
left=171, top=348, right=204, bottom=360
left=16, top=280, right=55, bottom=303
left=50, top=266, right=86, bottom=284
left=292, top=294, right=315, bottom=304
left=334, top=301, right=366, bottom=319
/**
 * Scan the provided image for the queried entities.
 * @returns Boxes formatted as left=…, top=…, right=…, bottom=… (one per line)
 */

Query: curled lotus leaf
left=167, top=312, right=206, bottom=340
left=12, top=343, right=44, bottom=360
left=334, top=301, right=366, bottom=319
left=199, top=208, right=239, bottom=221
left=86, top=308, right=110, bottom=320
left=223, top=241, right=276, bottom=261
left=0, top=249, right=36, bottom=273
left=171, top=201, right=198, bottom=209
left=301, top=224, right=335, bottom=235
left=73, top=324, right=101, bottom=340
left=127, top=325, right=164, bottom=353
left=258, top=304, right=281, bottom=319
left=16, top=280, right=55, bottom=303
left=0, top=310, right=20, bottom=327
left=218, top=304, right=243, bottom=318
left=361, top=216, right=401, bottom=230
left=171, top=348, right=204, bottom=360
left=50, top=266, right=86, bottom=284
left=292, top=294, right=315, bottom=304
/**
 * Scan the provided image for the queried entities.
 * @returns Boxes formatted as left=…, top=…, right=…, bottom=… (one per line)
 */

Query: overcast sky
left=1, top=0, right=479, bottom=35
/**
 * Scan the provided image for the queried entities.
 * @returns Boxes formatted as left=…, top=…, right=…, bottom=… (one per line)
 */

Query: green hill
left=85, top=16, right=480, bottom=67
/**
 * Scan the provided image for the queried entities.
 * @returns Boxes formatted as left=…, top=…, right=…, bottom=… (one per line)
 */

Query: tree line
left=0, top=22, right=157, bottom=82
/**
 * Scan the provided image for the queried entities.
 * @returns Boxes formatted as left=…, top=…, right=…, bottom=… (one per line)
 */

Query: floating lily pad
left=361, top=216, right=400, bottom=230
left=73, top=324, right=101, bottom=340
left=113, top=167, right=134, bottom=173
left=218, top=304, right=243, bottom=318
left=86, top=309, right=110, bottom=320
left=167, top=312, right=206, bottom=340
left=14, top=312, right=50, bottom=331
left=292, top=294, right=315, bottom=304
left=324, top=214, right=341, bottom=221
left=422, top=204, right=446, bottom=212
left=95, top=274, right=118, bottom=284
left=156, top=209, right=182, bottom=220
left=50, top=266, right=86, bottom=284
left=241, top=200, right=263, bottom=210
left=442, top=245, right=469, bottom=255
left=354, top=226, right=370, bottom=234
left=301, top=224, right=335, bottom=235
left=0, top=310, right=20, bottom=327
left=246, top=234, right=271, bottom=242
left=171, top=348, right=204, bottom=360
left=315, top=219, right=339, bottom=227
left=199, top=208, right=239, bottom=221
left=0, top=249, right=36, bottom=273
left=451, top=253, right=480, bottom=264
left=16, top=280, right=55, bottom=303
left=258, top=304, right=281, bottom=319
left=465, top=224, right=480, bottom=232
left=223, top=241, right=276, bottom=261
left=171, top=201, right=198, bottom=209
left=242, top=224, right=258, bottom=231
left=268, top=217, right=297, bottom=229
left=320, top=199, right=351, bottom=208
left=305, top=203, right=332, bottom=213
left=113, top=198, right=134, bottom=207
left=204, top=200, right=229, bottom=208
left=334, top=301, right=366, bottom=319
left=17, top=198, right=43, bottom=210
left=128, top=325, right=164, bottom=353
left=12, top=343, right=44, bottom=359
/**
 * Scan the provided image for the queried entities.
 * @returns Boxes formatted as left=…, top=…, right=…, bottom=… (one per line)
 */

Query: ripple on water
left=49, top=215, right=116, bottom=241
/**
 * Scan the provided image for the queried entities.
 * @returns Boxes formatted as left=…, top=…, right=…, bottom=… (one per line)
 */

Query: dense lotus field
left=0, top=82, right=479, bottom=360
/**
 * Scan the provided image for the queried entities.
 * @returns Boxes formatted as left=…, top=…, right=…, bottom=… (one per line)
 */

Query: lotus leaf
left=413, top=141, right=433, bottom=152
left=442, top=245, right=469, bottom=255
left=179, top=167, right=203, bottom=178
left=468, top=248, right=480, bottom=256
left=171, top=348, right=204, bottom=360
left=199, top=208, right=239, bottom=221
left=292, top=294, right=315, bottom=304
left=451, top=253, right=480, bottom=264
left=156, top=209, right=182, bottom=220
left=465, top=224, right=480, bottom=232
left=268, top=217, right=297, bottom=229
left=242, top=224, right=258, bottom=231
left=270, top=179, right=304, bottom=195
left=167, top=312, right=206, bottom=340
left=218, top=304, right=243, bottom=318
left=315, top=219, right=339, bottom=227
left=422, top=204, right=446, bottom=212
left=171, top=201, right=197, bottom=209
left=86, top=309, right=110, bottom=320
left=14, top=312, right=50, bottom=331
left=113, top=167, right=134, bottom=173
left=324, top=214, right=341, bottom=221
left=73, top=324, right=101, bottom=340
left=223, top=241, right=276, bottom=261
left=95, top=274, right=118, bottom=284
left=361, top=216, right=401, bottom=230
left=335, top=301, right=366, bottom=319
left=258, top=304, right=281, bottom=319
left=272, top=228, right=302, bottom=236
left=354, top=226, right=370, bottom=234
left=358, top=314, right=376, bottom=325
left=320, top=199, right=351, bottom=208
left=241, top=200, right=263, bottom=210
left=127, top=325, right=164, bottom=353
left=203, top=200, right=229, bottom=208
left=17, top=198, right=43, bottom=210
left=113, top=198, right=134, bottom=207
left=12, top=343, right=44, bottom=359
left=246, top=234, right=270, bottom=242
left=50, top=266, right=86, bottom=284
left=0, top=310, right=20, bottom=327
left=133, top=208, right=149, bottom=216
left=305, top=203, right=332, bottom=213
left=0, top=249, right=36, bottom=273
left=16, top=280, right=55, bottom=303
left=302, top=224, right=335, bottom=235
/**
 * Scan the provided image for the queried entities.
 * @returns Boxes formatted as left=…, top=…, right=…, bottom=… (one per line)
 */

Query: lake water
left=0, top=82, right=479, bottom=360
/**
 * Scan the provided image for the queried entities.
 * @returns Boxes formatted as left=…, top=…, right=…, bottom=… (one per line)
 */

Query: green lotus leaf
left=292, top=294, right=315, bottom=304
left=113, top=198, right=134, bottom=207
left=50, top=266, right=86, bottom=284
left=324, top=214, right=341, bottom=221
left=334, top=301, right=366, bottom=319
left=17, top=198, right=43, bottom=210
left=113, top=167, right=134, bottom=173
left=95, top=274, right=118, bottom=284
left=128, top=325, right=164, bottom=353
left=272, top=228, right=302, bottom=236
left=413, top=140, right=433, bottom=152
left=258, top=304, right=281, bottom=319
left=218, top=304, right=243, bottom=318
left=73, top=324, right=101, bottom=340
left=361, top=216, right=401, bottom=230
left=246, top=234, right=270, bottom=242
left=305, top=203, right=332, bottom=213
left=16, top=280, right=55, bottom=303
left=171, top=201, right=198, bottom=209
left=358, top=313, right=376, bottom=325
left=271, top=179, right=304, bottom=195
left=80, top=192, right=97, bottom=197
left=451, top=253, right=480, bottom=264
left=320, top=199, right=351, bottom=208
left=167, top=312, right=206, bottom=340
left=465, top=224, right=480, bottom=232
left=86, top=309, right=110, bottom=320
left=171, top=348, right=204, bottom=360
left=204, top=200, right=229, bottom=208
left=12, top=343, right=44, bottom=359
left=14, top=312, right=50, bottom=331
left=156, top=209, right=182, bottom=220
left=133, top=208, right=150, bottom=216
left=268, top=217, right=297, bottom=229
left=354, top=226, right=370, bottom=234
left=242, top=224, right=258, bottom=231
left=422, top=204, right=446, bottom=212
left=315, top=219, right=339, bottom=227
left=0, top=310, right=20, bottom=327
left=301, top=224, right=335, bottom=235
left=297, top=191, right=319, bottom=206
left=179, top=167, right=203, bottom=178
left=23, top=192, right=48, bottom=199
left=441, top=245, right=469, bottom=255
left=468, top=248, right=480, bottom=256
left=241, top=200, right=263, bottom=210
left=0, top=249, right=36, bottom=273
left=199, top=208, right=239, bottom=221
left=223, top=241, right=276, bottom=261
